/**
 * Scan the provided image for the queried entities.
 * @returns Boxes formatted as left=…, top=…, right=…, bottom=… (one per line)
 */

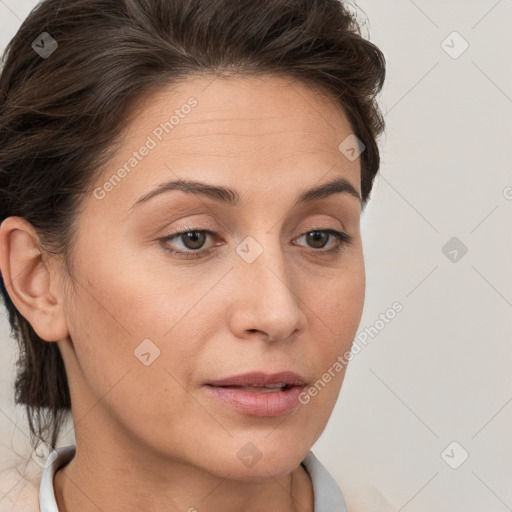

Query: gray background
left=1, top=1, right=511, bottom=510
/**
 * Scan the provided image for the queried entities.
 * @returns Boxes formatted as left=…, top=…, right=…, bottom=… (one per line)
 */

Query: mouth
left=203, top=371, right=307, bottom=417
left=205, top=370, right=307, bottom=388
left=210, top=383, right=293, bottom=393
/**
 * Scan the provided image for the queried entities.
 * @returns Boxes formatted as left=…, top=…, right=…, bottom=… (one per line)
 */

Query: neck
left=53, top=452, right=314, bottom=512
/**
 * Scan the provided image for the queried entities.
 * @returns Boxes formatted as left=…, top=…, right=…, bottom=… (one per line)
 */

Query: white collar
left=40, top=445, right=347, bottom=512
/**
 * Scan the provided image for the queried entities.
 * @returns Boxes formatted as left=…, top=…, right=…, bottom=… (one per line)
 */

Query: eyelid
left=163, top=218, right=220, bottom=236
left=299, top=220, right=346, bottom=234
left=163, top=221, right=346, bottom=242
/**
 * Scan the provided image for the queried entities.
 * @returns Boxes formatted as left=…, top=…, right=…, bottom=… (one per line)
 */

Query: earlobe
left=0, top=216, right=69, bottom=342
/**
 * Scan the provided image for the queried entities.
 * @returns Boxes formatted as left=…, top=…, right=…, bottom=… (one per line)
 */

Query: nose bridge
left=230, top=230, right=305, bottom=340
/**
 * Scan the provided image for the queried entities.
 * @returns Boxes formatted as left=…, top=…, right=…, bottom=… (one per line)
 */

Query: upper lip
left=205, top=371, right=307, bottom=387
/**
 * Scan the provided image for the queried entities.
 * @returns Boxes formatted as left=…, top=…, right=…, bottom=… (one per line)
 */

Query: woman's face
left=56, top=73, right=365, bottom=479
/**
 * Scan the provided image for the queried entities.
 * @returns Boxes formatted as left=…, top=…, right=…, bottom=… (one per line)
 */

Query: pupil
left=307, top=231, right=327, bottom=249
left=183, top=231, right=206, bottom=250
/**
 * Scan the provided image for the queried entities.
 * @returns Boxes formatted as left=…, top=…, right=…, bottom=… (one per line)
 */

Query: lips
left=205, top=371, right=307, bottom=388
left=203, top=371, right=308, bottom=417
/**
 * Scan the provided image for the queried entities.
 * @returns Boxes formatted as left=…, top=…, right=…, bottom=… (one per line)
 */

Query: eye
left=294, top=229, right=353, bottom=253
left=158, top=227, right=353, bottom=259
left=159, top=228, right=220, bottom=259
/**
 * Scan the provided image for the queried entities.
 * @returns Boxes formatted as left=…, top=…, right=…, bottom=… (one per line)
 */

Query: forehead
left=117, top=73, right=356, bottom=159
left=90, top=73, right=361, bottom=215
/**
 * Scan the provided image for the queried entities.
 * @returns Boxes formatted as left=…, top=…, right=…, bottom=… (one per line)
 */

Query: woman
left=0, top=0, right=386, bottom=510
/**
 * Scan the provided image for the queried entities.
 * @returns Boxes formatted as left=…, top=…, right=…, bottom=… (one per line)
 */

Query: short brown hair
left=0, top=0, right=386, bottom=450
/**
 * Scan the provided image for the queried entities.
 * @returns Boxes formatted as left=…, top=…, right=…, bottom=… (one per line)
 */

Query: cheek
left=308, top=254, right=365, bottom=341
left=63, top=247, right=210, bottom=396
left=62, top=263, right=204, bottom=450
left=303, top=255, right=365, bottom=401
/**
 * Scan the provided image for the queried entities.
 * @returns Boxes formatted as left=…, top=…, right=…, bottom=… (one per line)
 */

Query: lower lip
left=203, top=385, right=306, bottom=417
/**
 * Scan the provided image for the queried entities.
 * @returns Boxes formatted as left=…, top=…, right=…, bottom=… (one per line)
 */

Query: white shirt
left=39, top=445, right=348, bottom=511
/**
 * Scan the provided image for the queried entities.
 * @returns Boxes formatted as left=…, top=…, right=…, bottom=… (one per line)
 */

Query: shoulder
left=0, top=461, right=42, bottom=512
left=342, top=482, right=397, bottom=512
left=303, top=451, right=397, bottom=512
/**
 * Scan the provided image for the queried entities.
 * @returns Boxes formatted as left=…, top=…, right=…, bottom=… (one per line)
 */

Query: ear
left=0, top=216, right=69, bottom=342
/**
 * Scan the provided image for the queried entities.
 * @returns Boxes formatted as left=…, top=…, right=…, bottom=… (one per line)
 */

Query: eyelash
left=159, top=227, right=353, bottom=260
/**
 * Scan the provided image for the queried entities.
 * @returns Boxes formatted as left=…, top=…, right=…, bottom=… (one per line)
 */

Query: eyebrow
left=129, top=175, right=361, bottom=212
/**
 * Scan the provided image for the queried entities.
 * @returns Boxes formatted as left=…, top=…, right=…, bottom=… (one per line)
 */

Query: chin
left=211, top=432, right=313, bottom=481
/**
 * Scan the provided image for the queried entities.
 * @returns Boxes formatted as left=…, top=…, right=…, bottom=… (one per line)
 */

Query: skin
left=0, top=73, right=365, bottom=512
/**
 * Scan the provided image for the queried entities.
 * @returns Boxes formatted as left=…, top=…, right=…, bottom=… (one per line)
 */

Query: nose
left=227, top=236, right=307, bottom=343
